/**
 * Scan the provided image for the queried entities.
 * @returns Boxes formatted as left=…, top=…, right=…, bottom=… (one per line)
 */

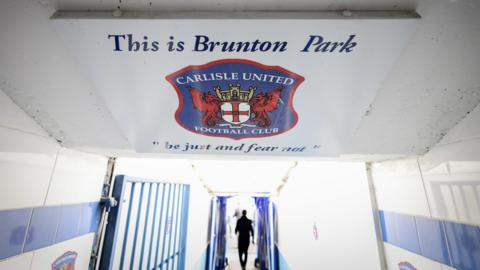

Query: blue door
left=99, top=175, right=190, bottom=270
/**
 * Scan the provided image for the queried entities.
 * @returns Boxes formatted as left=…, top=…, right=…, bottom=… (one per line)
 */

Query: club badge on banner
left=166, top=59, right=304, bottom=140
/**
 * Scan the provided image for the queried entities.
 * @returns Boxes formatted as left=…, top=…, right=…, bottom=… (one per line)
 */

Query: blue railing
left=255, top=197, right=275, bottom=270
left=99, top=175, right=190, bottom=270
left=205, top=196, right=229, bottom=270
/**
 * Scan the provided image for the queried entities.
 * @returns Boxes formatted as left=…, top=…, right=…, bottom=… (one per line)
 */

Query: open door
left=99, top=175, right=190, bottom=270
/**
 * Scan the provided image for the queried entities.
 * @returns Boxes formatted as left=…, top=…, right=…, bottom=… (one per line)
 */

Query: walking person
left=235, top=210, right=254, bottom=270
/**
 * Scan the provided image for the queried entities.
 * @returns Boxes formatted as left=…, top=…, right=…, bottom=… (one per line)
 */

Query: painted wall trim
left=0, top=201, right=101, bottom=261
left=379, top=210, right=480, bottom=270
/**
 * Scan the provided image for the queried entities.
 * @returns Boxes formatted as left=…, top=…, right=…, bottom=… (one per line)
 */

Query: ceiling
left=192, top=160, right=296, bottom=194
left=111, top=157, right=296, bottom=194
left=0, top=0, right=479, bottom=160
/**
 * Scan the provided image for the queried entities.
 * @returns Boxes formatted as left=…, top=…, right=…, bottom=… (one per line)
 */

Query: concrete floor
left=225, top=235, right=256, bottom=270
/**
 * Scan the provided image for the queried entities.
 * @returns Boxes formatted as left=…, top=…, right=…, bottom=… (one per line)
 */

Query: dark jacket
left=235, top=216, right=254, bottom=249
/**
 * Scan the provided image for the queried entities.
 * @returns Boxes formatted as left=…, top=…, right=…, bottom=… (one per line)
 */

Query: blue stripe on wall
left=0, top=208, right=31, bottom=259
left=56, top=204, right=83, bottom=243
left=444, top=221, right=480, bottom=270
left=24, top=205, right=62, bottom=252
left=415, top=216, right=450, bottom=264
left=0, top=202, right=101, bottom=260
left=379, top=210, right=480, bottom=270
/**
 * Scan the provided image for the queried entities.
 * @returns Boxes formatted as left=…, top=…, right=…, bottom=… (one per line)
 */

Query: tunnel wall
left=371, top=104, right=480, bottom=270
left=274, top=161, right=382, bottom=270
left=0, top=90, right=108, bottom=269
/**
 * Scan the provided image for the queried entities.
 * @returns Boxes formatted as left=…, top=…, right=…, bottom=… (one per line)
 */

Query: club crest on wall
left=398, top=262, right=417, bottom=270
left=51, top=251, right=77, bottom=270
left=166, top=59, right=304, bottom=140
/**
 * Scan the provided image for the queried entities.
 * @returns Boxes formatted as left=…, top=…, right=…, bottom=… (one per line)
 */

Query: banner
left=52, top=11, right=418, bottom=156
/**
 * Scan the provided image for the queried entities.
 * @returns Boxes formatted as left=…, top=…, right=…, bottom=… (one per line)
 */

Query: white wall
left=275, top=161, right=382, bottom=270
left=420, top=103, right=480, bottom=225
left=371, top=158, right=430, bottom=217
left=371, top=158, right=451, bottom=270
left=422, top=103, right=480, bottom=166
left=113, top=157, right=212, bottom=270
left=371, top=103, right=480, bottom=270
left=371, top=157, right=480, bottom=270
left=0, top=89, right=108, bottom=269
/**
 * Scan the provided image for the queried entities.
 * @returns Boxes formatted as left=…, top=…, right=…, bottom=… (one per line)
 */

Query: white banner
left=52, top=11, right=418, bottom=156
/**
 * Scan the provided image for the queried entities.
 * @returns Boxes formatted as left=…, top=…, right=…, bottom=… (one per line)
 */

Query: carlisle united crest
left=166, top=59, right=304, bottom=139
left=52, top=251, right=77, bottom=270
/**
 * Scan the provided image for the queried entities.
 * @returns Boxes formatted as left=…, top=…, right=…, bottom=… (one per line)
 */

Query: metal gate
left=205, top=196, right=228, bottom=270
left=99, top=175, right=190, bottom=270
left=255, top=197, right=278, bottom=270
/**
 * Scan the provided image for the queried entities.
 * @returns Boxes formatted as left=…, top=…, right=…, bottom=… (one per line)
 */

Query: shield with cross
left=166, top=59, right=304, bottom=140
left=220, top=101, right=251, bottom=125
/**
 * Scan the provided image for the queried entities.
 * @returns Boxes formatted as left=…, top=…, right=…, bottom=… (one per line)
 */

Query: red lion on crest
left=189, top=87, right=222, bottom=126
left=189, top=87, right=282, bottom=127
left=249, top=88, right=283, bottom=127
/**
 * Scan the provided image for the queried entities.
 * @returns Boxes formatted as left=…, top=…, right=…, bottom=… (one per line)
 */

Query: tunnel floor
left=226, top=236, right=256, bottom=270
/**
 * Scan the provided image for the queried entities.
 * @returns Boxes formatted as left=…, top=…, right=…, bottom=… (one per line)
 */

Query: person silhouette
left=235, top=210, right=254, bottom=270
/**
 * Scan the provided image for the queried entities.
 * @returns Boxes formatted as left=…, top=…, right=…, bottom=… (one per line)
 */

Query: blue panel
left=171, top=186, right=183, bottom=270
left=0, top=208, right=31, bottom=260
left=120, top=182, right=136, bottom=270
left=165, top=184, right=178, bottom=269
left=178, top=185, right=190, bottom=270
left=415, top=216, right=451, bottom=265
left=90, top=202, right=101, bottom=233
left=154, top=183, right=167, bottom=269
left=139, top=183, right=154, bottom=269
left=79, top=202, right=101, bottom=235
left=130, top=182, right=145, bottom=269
left=394, top=213, right=421, bottom=254
left=147, top=183, right=162, bottom=270
left=444, top=221, right=480, bottom=270
left=378, top=210, right=397, bottom=244
left=24, top=206, right=61, bottom=252
left=160, top=183, right=173, bottom=269
left=55, top=204, right=82, bottom=242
